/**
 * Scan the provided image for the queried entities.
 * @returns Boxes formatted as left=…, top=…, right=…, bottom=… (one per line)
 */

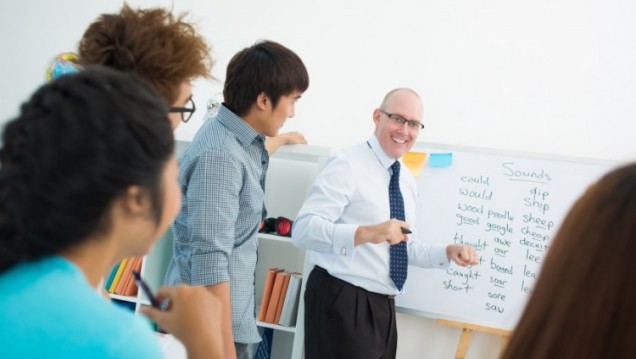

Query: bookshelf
left=106, top=229, right=174, bottom=312
left=254, top=234, right=305, bottom=357
left=255, top=144, right=330, bottom=359
left=254, top=241, right=316, bottom=359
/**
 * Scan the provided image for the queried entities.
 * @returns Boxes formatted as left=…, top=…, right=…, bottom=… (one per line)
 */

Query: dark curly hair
left=224, top=40, right=309, bottom=116
left=77, top=4, right=213, bottom=105
left=0, top=66, right=174, bottom=273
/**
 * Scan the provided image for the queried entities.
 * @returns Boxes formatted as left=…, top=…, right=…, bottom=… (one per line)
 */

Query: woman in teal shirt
left=0, top=66, right=223, bottom=359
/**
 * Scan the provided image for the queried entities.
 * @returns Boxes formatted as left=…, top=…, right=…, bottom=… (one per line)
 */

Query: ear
left=120, top=185, right=150, bottom=216
left=256, top=92, right=270, bottom=111
left=373, top=108, right=382, bottom=126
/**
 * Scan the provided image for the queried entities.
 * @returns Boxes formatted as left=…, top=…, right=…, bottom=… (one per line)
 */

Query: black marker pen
left=132, top=270, right=161, bottom=308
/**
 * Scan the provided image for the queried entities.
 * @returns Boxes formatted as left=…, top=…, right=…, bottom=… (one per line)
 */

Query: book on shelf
left=258, top=268, right=283, bottom=322
left=273, top=272, right=291, bottom=324
left=113, top=256, right=142, bottom=296
left=113, top=257, right=135, bottom=295
left=121, top=257, right=142, bottom=296
left=107, top=257, right=129, bottom=293
left=278, top=273, right=302, bottom=327
left=264, top=270, right=288, bottom=323
left=104, top=261, right=121, bottom=290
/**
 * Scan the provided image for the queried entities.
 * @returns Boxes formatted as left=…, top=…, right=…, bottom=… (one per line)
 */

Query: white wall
left=3, top=0, right=636, bottom=162
left=2, top=1, right=636, bottom=358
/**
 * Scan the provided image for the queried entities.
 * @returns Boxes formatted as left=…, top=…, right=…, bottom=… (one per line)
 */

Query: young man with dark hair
left=164, top=40, right=309, bottom=359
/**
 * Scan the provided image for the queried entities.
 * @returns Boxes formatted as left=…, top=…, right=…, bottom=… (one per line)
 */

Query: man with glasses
left=293, top=88, right=478, bottom=359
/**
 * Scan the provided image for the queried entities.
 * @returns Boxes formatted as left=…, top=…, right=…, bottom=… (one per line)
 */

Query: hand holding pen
left=132, top=271, right=161, bottom=308
left=139, top=283, right=225, bottom=359
left=353, top=219, right=411, bottom=246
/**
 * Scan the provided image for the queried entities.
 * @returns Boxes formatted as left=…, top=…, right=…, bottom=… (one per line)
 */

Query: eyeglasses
left=379, top=109, right=424, bottom=130
left=170, top=97, right=196, bottom=123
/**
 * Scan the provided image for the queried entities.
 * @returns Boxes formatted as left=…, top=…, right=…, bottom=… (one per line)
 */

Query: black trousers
left=304, top=266, right=397, bottom=359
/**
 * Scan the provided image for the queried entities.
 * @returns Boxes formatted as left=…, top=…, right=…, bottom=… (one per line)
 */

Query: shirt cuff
left=430, top=243, right=451, bottom=269
left=332, top=223, right=358, bottom=257
left=190, top=252, right=229, bottom=285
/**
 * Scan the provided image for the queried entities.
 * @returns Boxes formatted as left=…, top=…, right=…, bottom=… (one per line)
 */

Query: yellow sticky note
left=403, top=151, right=427, bottom=177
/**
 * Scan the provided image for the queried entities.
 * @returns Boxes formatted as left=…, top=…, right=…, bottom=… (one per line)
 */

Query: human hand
left=279, top=131, right=307, bottom=145
left=446, top=245, right=479, bottom=266
left=354, top=219, right=410, bottom=246
left=140, top=285, right=224, bottom=359
left=265, top=131, right=307, bottom=154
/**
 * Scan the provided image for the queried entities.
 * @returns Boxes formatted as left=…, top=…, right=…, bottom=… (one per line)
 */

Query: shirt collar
left=368, top=134, right=398, bottom=171
left=217, top=104, right=265, bottom=147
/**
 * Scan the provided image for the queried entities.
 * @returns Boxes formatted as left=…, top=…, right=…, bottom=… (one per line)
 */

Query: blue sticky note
left=429, top=152, right=453, bottom=167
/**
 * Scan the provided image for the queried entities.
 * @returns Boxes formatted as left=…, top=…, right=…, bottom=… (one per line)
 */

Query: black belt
left=313, top=266, right=396, bottom=299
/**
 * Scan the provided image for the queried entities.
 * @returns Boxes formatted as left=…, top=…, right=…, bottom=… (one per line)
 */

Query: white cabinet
left=254, top=233, right=319, bottom=359
left=255, top=144, right=330, bottom=359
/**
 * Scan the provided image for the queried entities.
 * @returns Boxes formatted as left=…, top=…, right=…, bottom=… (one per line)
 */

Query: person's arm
left=293, top=156, right=409, bottom=255
left=183, top=152, right=242, bottom=356
left=264, top=131, right=306, bottom=154
left=354, top=219, right=409, bottom=246
left=140, top=285, right=225, bottom=359
left=292, top=157, right=355, bottom=254
left=206, top=282, right=236, bottom=358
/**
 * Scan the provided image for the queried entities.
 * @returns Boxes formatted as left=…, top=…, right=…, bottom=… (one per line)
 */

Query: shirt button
left=340, top=247, right=347, bottom=256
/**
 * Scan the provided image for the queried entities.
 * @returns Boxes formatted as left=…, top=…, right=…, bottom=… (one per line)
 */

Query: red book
left=258, top=268, right=283, bottom=321
left=122, top=257, right=142, bottom=296
left=113, top=257, right=136, bottom=295
left=265, top=271, right=287, bottom=323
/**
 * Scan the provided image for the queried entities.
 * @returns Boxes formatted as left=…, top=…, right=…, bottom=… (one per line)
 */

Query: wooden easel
left=436, top=318, right=512, bottom=359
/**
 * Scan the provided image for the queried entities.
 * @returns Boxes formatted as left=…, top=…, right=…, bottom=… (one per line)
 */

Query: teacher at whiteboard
left=292, top=88, right=478, bottom=359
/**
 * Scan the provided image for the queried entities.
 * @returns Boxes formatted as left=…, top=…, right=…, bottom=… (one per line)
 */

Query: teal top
left=0, top=256, right=164, bottom=359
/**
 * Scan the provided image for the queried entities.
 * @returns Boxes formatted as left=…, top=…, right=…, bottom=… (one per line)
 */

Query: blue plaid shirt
left=164, top=105, right=268, bottom=344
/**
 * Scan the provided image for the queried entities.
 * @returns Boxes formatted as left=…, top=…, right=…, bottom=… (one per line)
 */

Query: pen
left=132, top=270, right=161, bottom=308
left=401, top=227, right=412, bottom=234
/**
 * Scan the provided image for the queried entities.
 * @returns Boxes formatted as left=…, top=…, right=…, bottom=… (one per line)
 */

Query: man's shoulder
left=332, top=142, right=368, bottom=159
left=181, top=123, right=242, bottom=164
left=328, top=142, right=373, bottom=167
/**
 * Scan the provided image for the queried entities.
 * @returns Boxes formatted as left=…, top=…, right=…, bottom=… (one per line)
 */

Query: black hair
left=0, top=66, right=174, bottom=273
left=223, top=40, right=309, bottom=116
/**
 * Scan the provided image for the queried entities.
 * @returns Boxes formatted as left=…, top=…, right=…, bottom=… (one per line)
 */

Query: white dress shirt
left=293, top=135, right=449, bottom=296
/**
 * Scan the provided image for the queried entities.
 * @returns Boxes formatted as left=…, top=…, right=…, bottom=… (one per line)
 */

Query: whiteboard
left=395, top=142, right=617, bottom=330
